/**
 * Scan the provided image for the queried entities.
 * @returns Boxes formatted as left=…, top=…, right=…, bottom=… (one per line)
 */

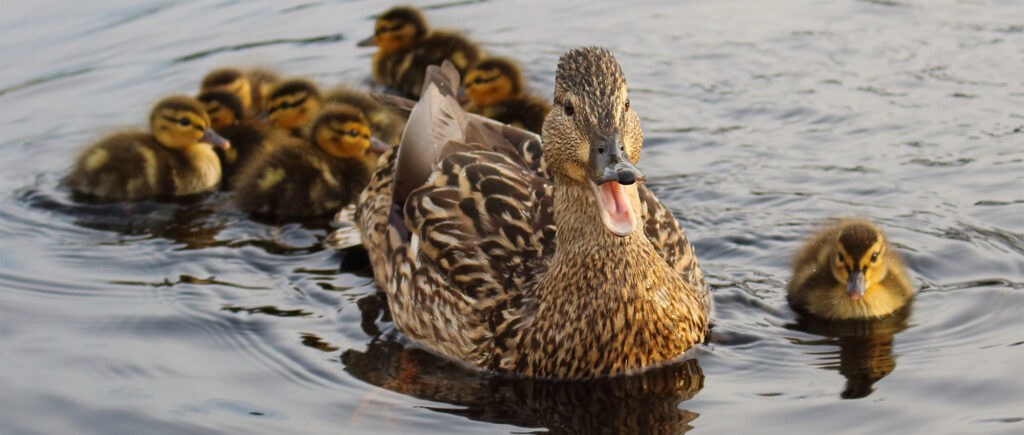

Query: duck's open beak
left=357, top=35, right=377, bottom=47
left=587, top=132, right=645, bottom=237
left=847, top=269, right=867, bottom=300
left=202, top=128, right=230, bottom=149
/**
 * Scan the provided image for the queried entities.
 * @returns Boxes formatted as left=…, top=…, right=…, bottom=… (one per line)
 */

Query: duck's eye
left=870, top=252, right=879, bottom=263
left=563, top=101, right=574, bottom=116
left=837, top=253, right=844, bottom=263
left=178, top=117, right=192, bottom=127
left=347, top=129, right=359, bottom=137
left=625, top=98, right=630, bottom=111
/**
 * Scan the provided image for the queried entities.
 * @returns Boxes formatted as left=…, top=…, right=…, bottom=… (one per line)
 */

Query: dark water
left=2, top=0, right=1022, bottom=433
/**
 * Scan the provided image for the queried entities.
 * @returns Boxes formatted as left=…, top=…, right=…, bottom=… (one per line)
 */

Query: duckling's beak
left=202, top=128, right=231, bottom=150
left=357, top=35, right=377, bottom=47
left=368, top=137, right=390, bottom=154
left=847, top=269, right=867, bottom=300
left=587, top=132, right=645, bottom=236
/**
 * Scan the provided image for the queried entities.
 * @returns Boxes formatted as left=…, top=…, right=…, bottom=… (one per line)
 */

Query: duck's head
left=831, top=221, right=890, bottom=300
left=197, top=90, right=244, bottom=129
left=150, top=95, right=230, bottom=150
left=201, top=68, right=253, bottom=114
left=357, top=6, right=428, bottom=53
left=464, top=57, right=524, bottom=107
left=265, top=79, right=321, bottom=132
left=542, top=47, right=645, bottom=236
left=311, top=105, right=386, bottom=158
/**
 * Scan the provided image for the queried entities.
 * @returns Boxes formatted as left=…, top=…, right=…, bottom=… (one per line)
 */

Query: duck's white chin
left=590, top=180, right=637, bottom=236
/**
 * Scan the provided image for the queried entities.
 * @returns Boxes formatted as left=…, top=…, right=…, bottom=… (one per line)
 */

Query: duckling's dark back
left=65, top=133, right=183, bottom=201
left=381, top=31, right=480, bottom=99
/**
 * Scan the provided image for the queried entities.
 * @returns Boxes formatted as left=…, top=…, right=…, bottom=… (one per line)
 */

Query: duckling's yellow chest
left=174, top=146, right=222, bottom=195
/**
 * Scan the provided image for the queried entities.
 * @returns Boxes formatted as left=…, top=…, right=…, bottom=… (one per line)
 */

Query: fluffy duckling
left=324, top=85, right=405, bottom=145
left=788, top=219, right=915, bottom=320
left=358, top=6, right=481, bottom=99
left=200, top=67, right=280, bottom=121
left=463, top=57, right=550, bottom=134
left=196, top=90, right=265, bottom=189
left=264, top=79, right=322, bottom=137
left=232, top=104, right=388, bottom=219
left=65, top=95, right=230, bottom=201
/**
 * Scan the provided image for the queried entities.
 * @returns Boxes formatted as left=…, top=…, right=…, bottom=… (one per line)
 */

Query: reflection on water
left=788, top=307, right=911, bottom=399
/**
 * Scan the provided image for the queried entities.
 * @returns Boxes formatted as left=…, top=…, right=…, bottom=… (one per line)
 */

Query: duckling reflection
left=787, top=306, right=911, bottom=399
left=340, top=333, right=704, bottom=434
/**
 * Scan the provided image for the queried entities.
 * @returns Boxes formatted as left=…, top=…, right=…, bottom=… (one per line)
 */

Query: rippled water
left=2, top=1, right=1022, bottom=433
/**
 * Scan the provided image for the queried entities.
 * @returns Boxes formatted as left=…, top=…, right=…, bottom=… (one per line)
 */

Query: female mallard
left=463, top=57, right=551, bottom=134
left=197, top=89, right=265, bottom=190
left=65, top=95, right=230, bottom=201
left=350, top=47, right=709, bottom=379
left=787, top=219, right=914, bottom=319
left=232, top=104, right=388, bottom=219
left=200, top=67, right=280, bottom=121
left=357, top=6, right=480, bottom=99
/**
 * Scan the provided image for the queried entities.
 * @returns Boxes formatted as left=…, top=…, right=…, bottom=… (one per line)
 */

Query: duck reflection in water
left=339, top=291, right=705, bottom=434
left=787, top=306, right=912, bottom=399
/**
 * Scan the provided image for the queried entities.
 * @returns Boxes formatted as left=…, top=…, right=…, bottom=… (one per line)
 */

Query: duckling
left=324, top=85, right=405, bottom=145
left=787, top=219, right=915, bottom=320
left=200, top=67, right=280, bottom=121
left=232, top=104, right=388, bottom=219
left=65, top=95, right=230, bottom=202
left=264, top=79, right=322, bottom=137
left=196, top=90, right=265, bottom=189
left=358, top=6, right=481, bottom=99
left=463, top=57, right=551, bottom=134
left=346, top=49, right=709, bottom=379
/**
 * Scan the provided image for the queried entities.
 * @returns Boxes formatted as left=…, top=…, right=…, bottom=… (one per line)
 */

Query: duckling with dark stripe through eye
left=264, top=79, right=322, bottom=137
left=65, top=95, right=230, bottom=201
left=200, top=67, right=280, bottom=123
left=788, top=219, right=915, bottom=320
left=197, top=89, right=265, bottom=190
left=323, top=85, right=405, bottom=146
left=463, top=57, right=551, bottom=134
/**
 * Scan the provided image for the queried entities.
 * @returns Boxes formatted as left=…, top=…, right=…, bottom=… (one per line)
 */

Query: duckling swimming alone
left=349, top=49, right=709, bottom=379
left=787, top=219, right=914, bottom=320
left=232, top=104, right=387, bottom=219
left=197, top=90, right=265, bottom=189
left=358, top=6, right=480, bottom=99
left=324, top=85, right=405, bottom=145
left=464, top=57, right=550, bottom=134
left=200, top=67, right=280, bottom=121
left=264, top=79, right=322, bottom=137
left=65, top=95, right=230, bottom=201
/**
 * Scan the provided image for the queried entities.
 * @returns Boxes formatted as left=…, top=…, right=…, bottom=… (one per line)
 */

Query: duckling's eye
left=563, top=101, right=574, bottom=117
left=837, top=253, right=844, bottom=263
left=473, top=76, right=487, bottom=85
left=625, top=99, right=630, bottom=111
left=347, top=129, right=359, bottom=137
left=178, top=117, right=192, bottom=127
left=870, top=252, right=879, bottom=263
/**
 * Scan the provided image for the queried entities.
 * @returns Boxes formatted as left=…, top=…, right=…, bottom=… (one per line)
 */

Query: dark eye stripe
left=471, top=75, right=497, bottom=85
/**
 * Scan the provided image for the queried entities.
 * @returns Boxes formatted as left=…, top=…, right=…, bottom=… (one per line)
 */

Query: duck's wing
left=637, top=187, right=711, bottom=313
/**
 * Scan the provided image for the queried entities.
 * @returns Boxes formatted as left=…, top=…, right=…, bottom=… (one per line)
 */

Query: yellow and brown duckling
left=358, top=6, right=481, bottom=99
left=196, top=89, right=265, bottom=189
left=324, top=85, right=405, bottom=146
left=345, top=48, right=709, bottom=379
left=788, top=219, right=915, bottom=320
left=200, top=67, right=280, bottom=121
left=464, top=57, right=551, bottom=134
left=232, top=104, right=388, bottom=219
left=264, top=78, right=322, bottom=137
left=65, top=95, right=230, bottom=202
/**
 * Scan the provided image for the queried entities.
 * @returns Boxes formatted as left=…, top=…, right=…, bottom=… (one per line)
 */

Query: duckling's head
left=311, top=105, right=376, bottom=158
left=150, top=95, right=230, bottom=150
left=464, top=57, right=524, bottom=107
left=197, top=90, right=244, bottom=129
left=357, top=6, right=428, bottom=53
left=831, top=221, right=890, bottom=300
left=201, top=68, right=253, bottom=114
left=265, top=79, right=321, bottom=132
left=542, top=47, right=644, bottom=236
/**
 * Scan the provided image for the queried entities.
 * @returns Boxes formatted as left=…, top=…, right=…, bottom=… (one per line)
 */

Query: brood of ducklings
left=787, top=219, right=914, bottom=320
left=264, top=79, right=322, bottom=137
left=200, top=67, right=280, bottom=120
left=464, top=57, right=551, bottom=134
left=324, top=85, right=405, bottom=145
left=232, top=104, right=387, bottom=219
left=358, top=6, right=481, bottom=99
left=196, top=90, right=265, bottom=189
left=65, top=95, right=230, bottom=201
left=350, top=49, right=709, bottom=379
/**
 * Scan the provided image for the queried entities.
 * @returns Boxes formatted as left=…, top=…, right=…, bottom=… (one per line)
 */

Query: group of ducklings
left=64, top=6, right=915, bottom=379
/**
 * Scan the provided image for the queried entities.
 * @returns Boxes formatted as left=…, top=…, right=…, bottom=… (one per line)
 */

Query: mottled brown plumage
left=334, top=48, right=709, bottom=379
left=464, top=57, right=550, bottom=134
left=788, top=219, right=915, bottom=319
left=358, top=6, right=480, bottom=99
left=65, top=95, right=230, bottom=201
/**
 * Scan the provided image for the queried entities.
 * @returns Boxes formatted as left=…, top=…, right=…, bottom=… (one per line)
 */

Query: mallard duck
left=232, top=104, right=388, bottom=219
left=787, top=219, right=914, bottom=320
left=196, top=90, right=265, bottom=190
left=463, top=57, right=551, bottom=134
left=65, top=95, right=230, bottom=201
left=349, top=48, right=710, bottom=379
left=324, top=85, right=405, bottom=145
left=358, top=6, right=481, bottom=99
left=200, top=67, right=280, bottom=121
left=264, top=79, right=322, bottom=137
